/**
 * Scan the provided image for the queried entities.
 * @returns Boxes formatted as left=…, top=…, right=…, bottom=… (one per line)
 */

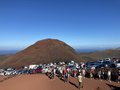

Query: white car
left=0, top=72, right=5, bottom=76
left=4, top=70, right=17, bottom=76
left=116, top=62, right=120, bottom=68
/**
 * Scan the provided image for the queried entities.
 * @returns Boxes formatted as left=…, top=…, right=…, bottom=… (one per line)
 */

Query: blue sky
left=0, top=0, right=120, bottom=50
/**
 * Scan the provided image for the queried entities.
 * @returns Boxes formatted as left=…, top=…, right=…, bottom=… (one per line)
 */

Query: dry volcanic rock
left=0, top=39, right=79, bottom=68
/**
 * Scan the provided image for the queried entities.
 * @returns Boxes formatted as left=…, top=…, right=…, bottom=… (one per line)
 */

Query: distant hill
left=0, top=39, right=81, bottom=68
left=0, top=50, right=19, bottom=55
left=116, top=47, right=120, bottom=50
left=0, top=55, right=10, bottom=61
left=79, top=49, right=120, bottom=61
left=0, top=55, right=10, bottom=64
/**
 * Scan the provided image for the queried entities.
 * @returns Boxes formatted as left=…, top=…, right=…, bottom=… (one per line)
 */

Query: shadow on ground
left=106, top=83, right=120, bottom=90
left=69, top=81, right=78, bottom=88
left=0, top=75, right=17, bottom=83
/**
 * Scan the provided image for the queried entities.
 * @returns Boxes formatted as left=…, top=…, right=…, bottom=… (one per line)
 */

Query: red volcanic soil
left=0, top=74, right=120, bottom=90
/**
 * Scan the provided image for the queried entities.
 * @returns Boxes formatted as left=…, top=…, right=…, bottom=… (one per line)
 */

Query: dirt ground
left=0, top=74, right=120, bottom=90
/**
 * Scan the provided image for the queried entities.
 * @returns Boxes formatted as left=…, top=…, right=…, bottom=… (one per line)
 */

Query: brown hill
left=116, top=47, right=120, bottom=50
left=0, top=39, right=79, bottom=68
left=0, top=55, right=10, bottom=64
left=79, top=49, right=120, bottom=61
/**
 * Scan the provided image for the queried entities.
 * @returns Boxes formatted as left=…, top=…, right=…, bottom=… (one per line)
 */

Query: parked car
left=116, top=60, right=120, bottom=68
left=4, top=70, right=17, bottom=76
left=96, top=61, right=116, bottom=69
left=0, top=71, right=5, bottom=76
left=34, top=66, right=43, bottom=73
left=86, top=61, right=101, bottom=69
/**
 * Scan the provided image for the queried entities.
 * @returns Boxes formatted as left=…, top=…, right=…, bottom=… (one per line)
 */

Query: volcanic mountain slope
left=0, top=39, right=79, bottom=68
left=0, top=55, right=10, bottom=64
left=79, top=49, right=120, bottom=61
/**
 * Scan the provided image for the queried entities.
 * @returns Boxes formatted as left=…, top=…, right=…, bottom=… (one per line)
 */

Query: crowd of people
left=45, top=63, right=120, bottom=89
left=0, top=60, right=120, bottom=89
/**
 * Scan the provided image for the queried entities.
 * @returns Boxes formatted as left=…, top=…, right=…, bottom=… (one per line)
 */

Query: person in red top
left=73, top=69, right=77, bottom=77
left=63, top=65, right=68, bottom=82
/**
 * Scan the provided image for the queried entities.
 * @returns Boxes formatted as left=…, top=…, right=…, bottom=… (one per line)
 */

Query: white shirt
left=78, top=75, right=82, bottom=82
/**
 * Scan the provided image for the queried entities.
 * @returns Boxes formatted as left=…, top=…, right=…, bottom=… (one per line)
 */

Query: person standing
left=108, top=70, right=111, bottom=82
left=98, top=70, right=102, bottom=80
left=90, top=70, right=93, bottom=79
left=77, top=73, right=83, bottom=89
left=67, top=67, right=70, bottom=81
left=63, top=65, right=67, bottom=82
left=101, top=70, right=105, bottom=80
left=73, top=68, right=77, bottom=77
left=82, top=69, right=86, bottom=78
left=65, top=72, right=69, bottom=82
left=118, top=69, right=120, bottom=83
